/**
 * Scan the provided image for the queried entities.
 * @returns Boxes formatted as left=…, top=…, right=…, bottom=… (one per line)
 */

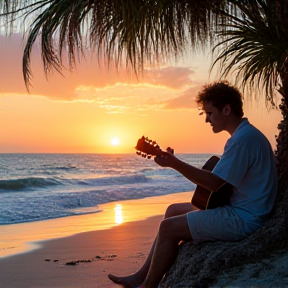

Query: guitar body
left=191, top=156, right=232, bottom=210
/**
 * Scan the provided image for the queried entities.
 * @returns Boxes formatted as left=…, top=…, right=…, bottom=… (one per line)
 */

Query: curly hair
left=196, top=81, right=244, bottom=117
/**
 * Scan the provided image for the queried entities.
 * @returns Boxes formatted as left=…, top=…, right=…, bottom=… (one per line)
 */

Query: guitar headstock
left=135, top=136, right=162, bottom=159
left=135, top=136, right=174, bottom=159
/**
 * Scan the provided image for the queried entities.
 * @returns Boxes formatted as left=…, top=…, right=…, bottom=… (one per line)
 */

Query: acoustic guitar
left=191, top=155, right=232, bottom=210
left=135, top=136, right=232, bottom=210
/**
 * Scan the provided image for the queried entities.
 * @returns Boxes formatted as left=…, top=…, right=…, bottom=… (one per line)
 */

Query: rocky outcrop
left=161, top=187, right=288, bottom=288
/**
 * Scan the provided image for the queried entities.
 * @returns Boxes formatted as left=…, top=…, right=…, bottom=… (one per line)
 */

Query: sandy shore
left=0, top=191, right=192, bottom=288
left=2, top=190, right=287, bottom=288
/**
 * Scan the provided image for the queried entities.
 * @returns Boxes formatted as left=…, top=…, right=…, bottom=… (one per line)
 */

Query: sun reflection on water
left=114, top=204, right=123, bottom=224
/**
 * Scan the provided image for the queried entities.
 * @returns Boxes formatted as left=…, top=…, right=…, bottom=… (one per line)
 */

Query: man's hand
left=154, top=151, right=175, bottom=167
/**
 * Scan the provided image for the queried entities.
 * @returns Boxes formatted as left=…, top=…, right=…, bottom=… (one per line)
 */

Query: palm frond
left=212, top=0, right=288, bottom=106
left=0, top=0, right=236, bottom=88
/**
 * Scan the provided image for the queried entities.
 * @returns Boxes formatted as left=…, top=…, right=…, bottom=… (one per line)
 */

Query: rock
left=161, top=186, right=288, bottom=288
left=66, top=261, right=77, bottom=265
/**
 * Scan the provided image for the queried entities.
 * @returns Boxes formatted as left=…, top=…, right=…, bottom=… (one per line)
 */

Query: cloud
left=74, top=83, right=171, bottom=114
left=0, top=34, right=197, bottom=102
left=74, top=81, right=203, bottom=114
left=162, top=86, right=202, bottom=110
left=142, top=66, right=195, bottom=89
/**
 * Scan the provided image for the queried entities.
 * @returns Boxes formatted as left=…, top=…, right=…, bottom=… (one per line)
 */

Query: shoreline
left=0, top=191, right=192, bottom=259
left=0, top=191, right=192, bottom=287
left=0, top=191, right=193, bottom=250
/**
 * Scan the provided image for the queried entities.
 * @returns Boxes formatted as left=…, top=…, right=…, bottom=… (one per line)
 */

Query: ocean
left=0, top=153, right=212, bottom=226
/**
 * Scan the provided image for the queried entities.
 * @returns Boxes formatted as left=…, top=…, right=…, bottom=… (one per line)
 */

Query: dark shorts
left=186, top=206, right=249, bottom=243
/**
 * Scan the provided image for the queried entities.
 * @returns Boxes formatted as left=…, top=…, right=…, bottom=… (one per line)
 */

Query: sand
left=2, top=190, right=288, bottom=288
left=0, top=191, right=192, bottom=288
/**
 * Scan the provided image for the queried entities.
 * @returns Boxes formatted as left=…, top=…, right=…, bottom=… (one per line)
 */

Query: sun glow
left=111, top=137, right=120, bottom=146
left=114, top=204, right=123, bottom=224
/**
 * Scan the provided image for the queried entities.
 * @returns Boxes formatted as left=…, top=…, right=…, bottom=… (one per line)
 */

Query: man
left=108, top=81, right=278, bottom=288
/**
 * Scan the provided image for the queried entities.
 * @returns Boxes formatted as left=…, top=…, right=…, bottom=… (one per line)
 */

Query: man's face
left=202, top=101, right=228, bottom=133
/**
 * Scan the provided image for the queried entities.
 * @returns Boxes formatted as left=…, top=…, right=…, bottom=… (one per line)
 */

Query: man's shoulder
left=226, top=120, right=270, bottom=154
left=234, top=119, right=267, bottom=142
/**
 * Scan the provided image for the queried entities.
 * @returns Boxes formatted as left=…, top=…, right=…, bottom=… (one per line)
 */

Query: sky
left=0, top=33, right=282, bottom=154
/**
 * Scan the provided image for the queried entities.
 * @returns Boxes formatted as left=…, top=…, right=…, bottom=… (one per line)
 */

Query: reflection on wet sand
left=114, top=204, right=123, bottom=224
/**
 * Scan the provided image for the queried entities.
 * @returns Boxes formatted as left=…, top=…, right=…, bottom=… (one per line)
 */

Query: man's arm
left=154, top=153, right=226, bottom=192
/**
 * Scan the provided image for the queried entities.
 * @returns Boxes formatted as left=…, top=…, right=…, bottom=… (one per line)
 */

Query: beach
left=2, top=190, right=288, bottom=288
left=0, top=191, right=191, bottom=288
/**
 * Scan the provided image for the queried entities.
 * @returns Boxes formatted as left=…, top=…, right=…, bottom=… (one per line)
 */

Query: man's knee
left=164, top=202, right=193, bottom=219
left=165, top=204, right=178, bottom=218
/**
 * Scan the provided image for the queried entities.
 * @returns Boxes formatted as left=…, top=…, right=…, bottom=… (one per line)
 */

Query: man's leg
left=140, top=214, right=192, bottom=288
left=108, top=202, right=195, bottom=287
left=165, top=202, right=199, bottom=218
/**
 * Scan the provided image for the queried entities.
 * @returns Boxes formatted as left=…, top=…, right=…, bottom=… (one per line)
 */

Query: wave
left=0, top=189, right=104, bottom=225
left=0, top=174, right=150, bottom=192
left=74, top=174, right=149, bottom=186
left=0, top=184, right=192, bottom=225
left=0, top=208, right=102, bottom=225
left=0, top=153, right=202, bottom=225
left=41, top=164, right=77, bottom=170
left=0, top=177, right=62, bottom=191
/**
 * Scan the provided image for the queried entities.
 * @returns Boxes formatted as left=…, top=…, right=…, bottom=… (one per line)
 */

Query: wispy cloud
left=0, top=33, right=201, bottom=115
left=142, top=66, right=195, bottom=89
left=162, top=86, right=201, bottom=110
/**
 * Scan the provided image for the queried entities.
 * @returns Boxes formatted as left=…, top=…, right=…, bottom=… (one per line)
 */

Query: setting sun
left=111, top=137, right=120, bottom=146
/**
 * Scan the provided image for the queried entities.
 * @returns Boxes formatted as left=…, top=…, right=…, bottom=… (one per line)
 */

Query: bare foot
left=108, top=274, right=141, bottom=288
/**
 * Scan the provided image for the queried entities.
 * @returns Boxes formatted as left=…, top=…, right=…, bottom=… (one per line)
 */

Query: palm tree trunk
left=276, top=58, right=288, bottom=197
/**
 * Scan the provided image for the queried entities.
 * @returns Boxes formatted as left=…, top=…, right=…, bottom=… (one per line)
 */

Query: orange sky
left=0, top=33, right=282, bottom=154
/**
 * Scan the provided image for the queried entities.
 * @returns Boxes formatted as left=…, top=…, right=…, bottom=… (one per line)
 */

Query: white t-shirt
left=212, top=118, right=278, bottom=233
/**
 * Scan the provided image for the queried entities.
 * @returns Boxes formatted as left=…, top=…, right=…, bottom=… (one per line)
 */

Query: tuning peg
left=166, top=147, right=174, bottom=155
left=136, top=151, right=141, bottom=155
left=147, top=155, right=152, bottom=159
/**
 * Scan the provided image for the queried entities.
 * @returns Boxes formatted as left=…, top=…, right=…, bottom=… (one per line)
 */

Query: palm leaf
left=0, top=0, right=235, bottom=87
left=212, top=0, right=288, bottom=105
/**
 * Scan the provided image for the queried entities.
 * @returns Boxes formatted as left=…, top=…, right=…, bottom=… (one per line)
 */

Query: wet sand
left=0, top=191, right=192, bottom=288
